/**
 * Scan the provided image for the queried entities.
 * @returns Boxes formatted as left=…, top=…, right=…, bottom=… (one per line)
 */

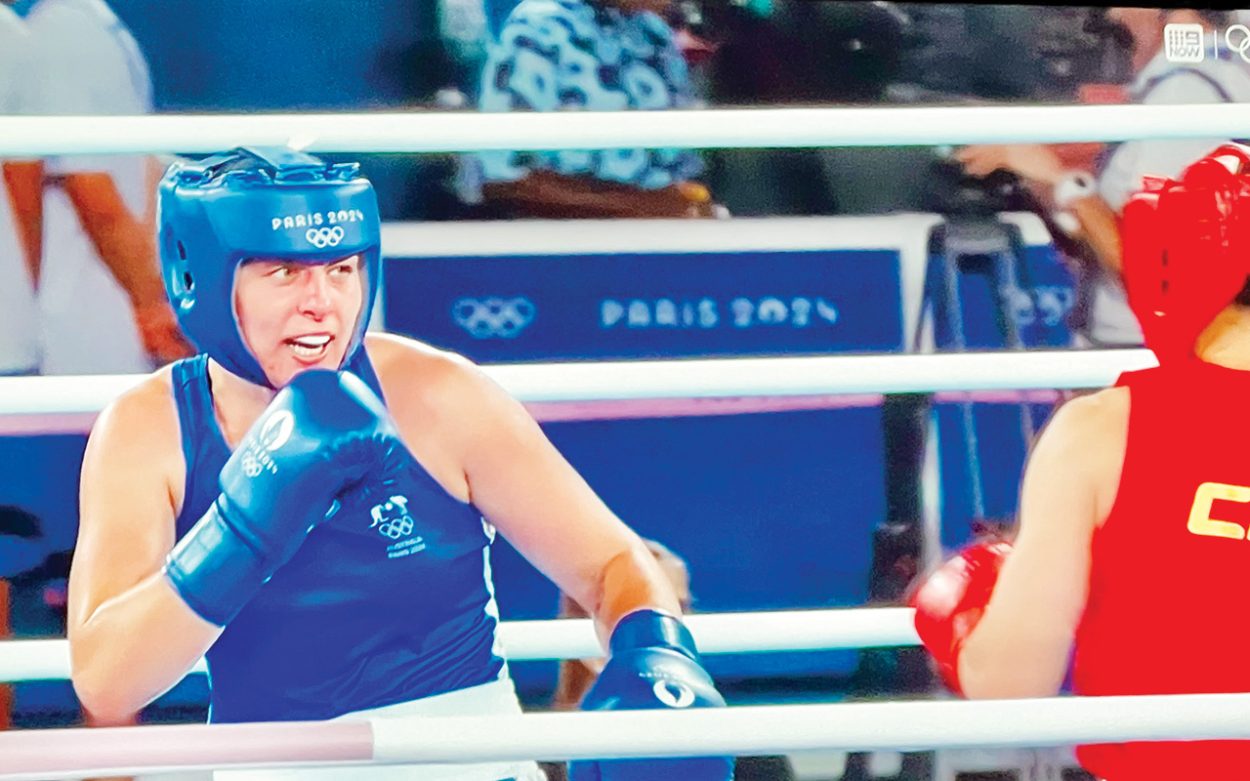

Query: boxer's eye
left=330, top=258, right=359, bottom=276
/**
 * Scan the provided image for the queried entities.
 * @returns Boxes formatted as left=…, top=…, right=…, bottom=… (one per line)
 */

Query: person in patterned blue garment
left=470, top=0, right=720, bottom=219
left=66, top=147, right=733, bottom=781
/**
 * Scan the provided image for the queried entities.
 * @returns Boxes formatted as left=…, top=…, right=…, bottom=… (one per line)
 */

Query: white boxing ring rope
left=7, top=694, right=1250, bottom=780
left=0, top=99, right=1227, bottom=777
left=2, top=103, right=1250, bottom=155
left=0, top=350, right=1158, bottom=421
left=0, top=608, right=917, bottom=683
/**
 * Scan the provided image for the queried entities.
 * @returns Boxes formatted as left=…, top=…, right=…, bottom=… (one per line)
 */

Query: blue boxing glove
left=570, top=610, right=734, bottom=781
left=164, top=370, right=398, bottom=625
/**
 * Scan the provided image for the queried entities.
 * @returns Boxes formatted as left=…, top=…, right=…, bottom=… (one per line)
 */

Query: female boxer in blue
left=65, top=148, right=732, bottom=781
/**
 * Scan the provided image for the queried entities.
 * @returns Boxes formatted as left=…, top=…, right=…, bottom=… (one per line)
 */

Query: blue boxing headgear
left=159, top=147, right=381, bottom=388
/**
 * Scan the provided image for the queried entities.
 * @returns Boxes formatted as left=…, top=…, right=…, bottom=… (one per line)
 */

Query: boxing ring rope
left=2, top=104, right=1250, bottom=155
left=0, top=349, right=1156, bottom=423
left=0, top=608, right=917, bottom=684
left=0, top=103, right=1205, bottom=779
left=7, top=693, right=1250, bottom=780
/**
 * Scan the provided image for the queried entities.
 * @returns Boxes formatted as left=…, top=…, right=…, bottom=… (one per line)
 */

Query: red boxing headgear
left=1122, top=143, right=1250, bottom=361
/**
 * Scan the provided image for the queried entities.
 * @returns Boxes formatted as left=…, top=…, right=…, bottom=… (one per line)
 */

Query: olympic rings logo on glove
left=452, top=297, right=536, bottom=339
left=241, top=453, right=263, bottom=478
left=305, top=226, right=345, bottom=248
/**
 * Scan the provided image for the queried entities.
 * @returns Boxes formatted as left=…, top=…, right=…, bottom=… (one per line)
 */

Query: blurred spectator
left=955, top=8, right=1250, bottom=349
left=541, top=539, right=796, bottom=781
left=701, top=0, right=927, bottom=216
left=0, top=506, right=52, bottom=731
left=896, top=4, right=1050, bottom=101
left=0, top=506, right=116, bottom=778
left=466, top=0, right=720, bottom=218
left=1031, top=7, right=1134, bottom=97
left=483, top=0, right=521, bottom=43
left=6, top=0, right=191, bottom=375
left=2, top=506, right=69, bottom=639
left=707, top=0, right=906, bottom=106
left=438, top=0, right=491, bottom=93
left=0, top=5, right=41, bottom=376
left=0, top=505, right=49, bottom=586
left=0, top=503, right=48, bottom=733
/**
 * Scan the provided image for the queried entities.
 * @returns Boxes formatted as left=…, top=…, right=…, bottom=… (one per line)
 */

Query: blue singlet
left=170, top=353, right=507, bottom=723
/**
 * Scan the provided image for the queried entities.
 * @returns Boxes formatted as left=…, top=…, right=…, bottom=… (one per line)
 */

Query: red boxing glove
left=908, top=540, right=1013, bottom=695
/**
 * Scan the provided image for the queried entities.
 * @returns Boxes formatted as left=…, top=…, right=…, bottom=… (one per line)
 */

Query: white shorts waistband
left=211, top=677, right=544, bottom=781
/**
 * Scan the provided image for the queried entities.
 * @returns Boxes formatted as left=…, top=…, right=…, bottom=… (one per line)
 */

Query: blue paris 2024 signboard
left=384, top=249, right=904, bottom=362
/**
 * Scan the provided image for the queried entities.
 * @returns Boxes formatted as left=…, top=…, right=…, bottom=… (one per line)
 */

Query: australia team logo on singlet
left=369, top=495, right=427, bottom=559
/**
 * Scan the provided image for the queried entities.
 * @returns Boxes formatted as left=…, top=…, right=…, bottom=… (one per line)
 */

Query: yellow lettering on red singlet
left=1187, top=481, right=1250, bottom=540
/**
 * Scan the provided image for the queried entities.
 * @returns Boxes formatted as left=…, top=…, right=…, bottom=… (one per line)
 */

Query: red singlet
left=1074, top=359, right=1250, bottom=780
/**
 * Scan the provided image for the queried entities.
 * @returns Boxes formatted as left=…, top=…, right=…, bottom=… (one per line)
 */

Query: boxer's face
left=234, top=255, right=364, bottom=387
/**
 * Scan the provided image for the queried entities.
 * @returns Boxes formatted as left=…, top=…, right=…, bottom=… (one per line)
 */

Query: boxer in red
left=910, top=143, right=1250, bottom=781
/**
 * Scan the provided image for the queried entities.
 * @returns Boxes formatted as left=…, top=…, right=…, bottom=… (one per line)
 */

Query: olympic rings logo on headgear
left=452, top=297, right=536, bottom=339
left=305, top=226, right=345, bottom=248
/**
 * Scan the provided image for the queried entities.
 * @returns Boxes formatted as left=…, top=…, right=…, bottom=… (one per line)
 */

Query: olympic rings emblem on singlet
left=452, top=297, right=536, bottom=339
left=370, top=496, right=416, bottom=541
left=305, top=226, right=345, bottom=248
left=380, top=518, right=413, bottom=539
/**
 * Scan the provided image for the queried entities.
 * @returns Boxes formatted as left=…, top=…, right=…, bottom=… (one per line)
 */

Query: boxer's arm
left=1, top=161, right=42, bottom=281
left=68, top=377, right=222, bottom=724
left=409, top=351, right=682, bottom=648
left=957, top=387, right=1127, bottom=698
left=1063, top=194, right=1123, bottom=274
left=483, top=171, right=714, bottom=219
left=61, top=169, right=192, bottom=362
left=60, top=172, right=166, bottom=308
